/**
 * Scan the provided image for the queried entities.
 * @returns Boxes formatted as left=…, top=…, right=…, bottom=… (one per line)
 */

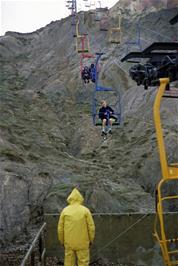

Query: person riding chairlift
left=99, top=100, right=117, bottom=136
left=89, top=63, right=96, bottom=83
left=82, top=66, right=90, bottom=84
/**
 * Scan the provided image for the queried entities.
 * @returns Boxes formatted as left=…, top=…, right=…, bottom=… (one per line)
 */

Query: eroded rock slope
left=0, top=3, right=178, bottom=247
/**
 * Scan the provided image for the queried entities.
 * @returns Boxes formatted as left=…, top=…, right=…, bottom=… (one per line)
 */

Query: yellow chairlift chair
left=75, top=20, right=90, bottom=53
left=109, top=14, right=121, bottom=44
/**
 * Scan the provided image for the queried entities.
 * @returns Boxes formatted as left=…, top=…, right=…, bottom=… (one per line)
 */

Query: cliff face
left=113, top=0, right=177, bottom=14
left=0, top=4, right=178, bottom=247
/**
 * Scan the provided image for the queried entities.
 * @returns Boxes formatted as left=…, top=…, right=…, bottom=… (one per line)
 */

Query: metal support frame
left=120, top=41, right=178, bottom=265
left=66, top=0, right=77, bottom=26
left=153, top=78, right=178, bottom=266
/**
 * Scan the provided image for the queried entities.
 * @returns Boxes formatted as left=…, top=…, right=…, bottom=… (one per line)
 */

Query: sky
left=0, top=0, right=119, bottom=35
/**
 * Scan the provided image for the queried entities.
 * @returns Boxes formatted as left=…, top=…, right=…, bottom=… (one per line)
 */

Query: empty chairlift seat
left=125, top=21, right=142, bottom=62
left=99, top=9, right=110, bottom=31
left=109, top=12, right=122, bottom=44
left=100, top=17, right=110, bottom=31
left=74, top=21, right=91, bottom=53
left=95, top=7, right=109, bottom=22
left=76, top=35, right=90, bottom=53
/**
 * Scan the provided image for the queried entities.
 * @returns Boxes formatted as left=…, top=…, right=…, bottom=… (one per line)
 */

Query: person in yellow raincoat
left=58, top=188, right=95, bottom=266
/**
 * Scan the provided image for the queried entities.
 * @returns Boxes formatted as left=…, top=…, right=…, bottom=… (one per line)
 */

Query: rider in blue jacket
left=99, top=100, right=117, bottom=136
left=89, top=63, right=96, bottom=83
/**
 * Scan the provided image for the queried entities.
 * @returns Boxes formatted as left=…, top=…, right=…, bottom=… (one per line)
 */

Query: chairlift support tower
left=121, top=42, right=178, bottom=266
left=66, top=0, right=77, bottom=25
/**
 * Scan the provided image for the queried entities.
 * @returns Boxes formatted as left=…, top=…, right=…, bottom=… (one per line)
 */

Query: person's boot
left=108, top=128, right=112, bottom=134
left=101, top=129, right=107, bottom=136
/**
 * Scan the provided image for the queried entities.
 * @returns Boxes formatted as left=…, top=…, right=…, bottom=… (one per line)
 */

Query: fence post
left=31, top=250, right=35, bottom=266
left=39, top=234, right=42, bottom=262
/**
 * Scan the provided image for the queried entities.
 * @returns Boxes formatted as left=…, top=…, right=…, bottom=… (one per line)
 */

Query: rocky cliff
left=0, top=2, right=178, bottom=248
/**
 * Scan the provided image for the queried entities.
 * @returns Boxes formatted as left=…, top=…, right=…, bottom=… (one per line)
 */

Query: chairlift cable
left=92, top=214, right=148, bottom=256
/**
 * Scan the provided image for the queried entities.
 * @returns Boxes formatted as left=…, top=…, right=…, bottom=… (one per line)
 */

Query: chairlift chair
left=95, top=7, right=109, bottom=22
left=125, top=22, right=142, bottom=62
left=80, top=53, right=95, bottom=79
left=92, top=53, right=121, bottom=126
left=109, top=14, right=122, bottom=44
left=99, top=9, right=110, bottom=31
left=74, top=20, right=91, bottom=53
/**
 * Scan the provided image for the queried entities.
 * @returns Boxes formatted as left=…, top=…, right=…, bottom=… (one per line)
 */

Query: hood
left=67, top=188, right=84, bottom=205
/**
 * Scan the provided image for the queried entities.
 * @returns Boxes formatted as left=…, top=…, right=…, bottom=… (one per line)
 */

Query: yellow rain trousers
left=58, top=188, right=95, bottom=266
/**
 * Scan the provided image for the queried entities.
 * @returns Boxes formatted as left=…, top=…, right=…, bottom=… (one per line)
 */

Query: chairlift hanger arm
left=121, top=42, right=178, bottom=62
left=96, top=7, right=109, bottom=12
left=143, top=42, right=178, bottom=53
left=120, top=52, right=177, bottom=62
left=96, top=52, right=104, bottom=56
left=170, top=14, right=178, bottom=25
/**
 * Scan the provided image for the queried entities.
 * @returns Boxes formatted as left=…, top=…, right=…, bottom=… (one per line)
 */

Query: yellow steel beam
left=154, top=78, right=169, bottom=178
left=154, top=78, right=178, bottom=265
left=153, top=78, right=178, bottom=179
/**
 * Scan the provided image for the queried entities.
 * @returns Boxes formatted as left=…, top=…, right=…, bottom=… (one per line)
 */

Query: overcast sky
left=0, top=0, right=119, bottom=35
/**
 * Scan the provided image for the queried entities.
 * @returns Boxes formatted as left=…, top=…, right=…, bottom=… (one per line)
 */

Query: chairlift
left=88, top=0, right=96, bottom=14
left=95, top=7, right=109, bottom=22
left=80, top=53, right=95, bottom=79
left=76, top=34, right=90, bottom=53
left=74, top=20, right=91, bottom=53
left=125, top=22, right=142, bottom=63
left=66, top=0, right=77, bottom=26
left=109, top=14, right=121, bottom=44
left=99, top=9, right=110, bottom=31
left=92, top=53, right=121, bottom=126
left=83, top=0, right=90, bottom=8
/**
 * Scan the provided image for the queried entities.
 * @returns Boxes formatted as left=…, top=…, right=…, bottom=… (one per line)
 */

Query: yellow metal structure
left=109, top=15, right=121, bottom=44
left=75, top=20, right=90, bottom=53
left=153, top=78, right=178, bottom=266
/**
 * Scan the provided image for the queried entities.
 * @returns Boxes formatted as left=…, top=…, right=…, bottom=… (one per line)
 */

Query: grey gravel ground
left=0, top=253, right=142, bottom=266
